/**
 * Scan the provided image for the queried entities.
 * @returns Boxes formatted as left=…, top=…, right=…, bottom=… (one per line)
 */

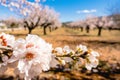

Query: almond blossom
left=0, top=33, right=15, bottom=67
left=76, top=44, right=88, bottom=53
left=85, top=51, right=99, bottom=70
left=63, top=45, right=74, bottom=55
left=53, top=45, right=74, bottom=55
left=9, top=34, right=52, bottom=80
left=0, top=33, right=15, bottom=47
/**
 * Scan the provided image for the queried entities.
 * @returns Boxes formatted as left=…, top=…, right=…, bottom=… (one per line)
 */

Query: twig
left=0, top=46, right=12, bottom=50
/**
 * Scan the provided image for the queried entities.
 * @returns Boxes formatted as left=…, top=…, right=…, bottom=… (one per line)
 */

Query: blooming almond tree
left=94, top=16, right=108, bottom=36
left=40, top=6, right=61, bottom=35
left=23, top=5, right=61, bottom=35
left=0, top=0, right=61, bottom=34
left=0, top=0, right=42, bottom=34
left=3, top=16, right=21, bottom=31
left=84, top=16, right=111, bottom=36
left=23, top=2, right=42, bottom=34
left=66, top=20, right=85, bottom=32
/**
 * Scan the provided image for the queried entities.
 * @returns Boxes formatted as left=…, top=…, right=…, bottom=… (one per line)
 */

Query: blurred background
left=0, top=0, right=120, bottom=80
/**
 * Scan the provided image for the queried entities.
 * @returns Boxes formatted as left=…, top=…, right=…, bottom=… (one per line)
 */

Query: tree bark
left=43, top=26, right=47, bottom=35
left=49, top=26, right=52, bottom=32
left=24, top=17, right=40, bottom=34
left=80, top=27, right=83, bottom=32
left=41, top=23, right=52, bottom=35
left=108, top=27, right=112, bottom=31
left=98, top=27, right=102, bottom=36
left=86, top=25, right=90, bottom=33
left=28, top=28, right=32, bottom=34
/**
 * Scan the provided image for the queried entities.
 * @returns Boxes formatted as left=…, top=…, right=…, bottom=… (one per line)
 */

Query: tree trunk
left=86, top=28, right=89, bottom=33
left=86, top=25, right=90, bottom=33
left=42, top=23, right=52, bottom=35
left=43, top=26, right=47, bottom=35
left=49, top=26, right=52, bottom=32
left=81, top=27, right=83, bottom=32
left=108, top=27, right=112, bottom=31
left=24, top=25, right=27, bottom=31
left=98, top=27, right=102, bottom=36
left=28, top=28, right=32, bottom=34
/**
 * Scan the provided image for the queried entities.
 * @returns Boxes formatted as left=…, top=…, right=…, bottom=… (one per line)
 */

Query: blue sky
left=0, top=0, right=119, bottom=22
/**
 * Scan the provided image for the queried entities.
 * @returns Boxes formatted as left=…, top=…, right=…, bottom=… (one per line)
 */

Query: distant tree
left=4, top=16, right=20, bottom=31
left=40, top=6, right=61, bottom=35
left=80, top=27, right=83, bottom=32
left=85, top=17, right=91, bottom=33
left=66, top=20, right=85, bottom=32
left=108, top=0, right=120, bottom=29
left=84, top=16, right=111, bottom=36
left=95, top=16, right=109, bottom=36
left=85, top=25, right=90, bottom=33
left=91, top=15, right=115, bottom=36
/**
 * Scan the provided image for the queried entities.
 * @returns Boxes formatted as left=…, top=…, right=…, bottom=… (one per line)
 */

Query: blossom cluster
left=0, top=33, right=52, bottom=80
left=0, top=33, right=100, bottom=80
left=52, top=45, right=100, bottom=70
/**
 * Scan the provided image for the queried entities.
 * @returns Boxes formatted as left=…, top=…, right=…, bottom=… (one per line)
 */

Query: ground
left=0, top=27, right=120, bottom=80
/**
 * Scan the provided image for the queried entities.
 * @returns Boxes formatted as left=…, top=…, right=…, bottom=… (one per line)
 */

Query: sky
left=0, top=0, right=119, bottom=22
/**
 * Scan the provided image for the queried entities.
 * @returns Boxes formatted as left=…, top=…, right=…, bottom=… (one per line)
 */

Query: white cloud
left=76, top=9, right=97, bottom=14
left=91, top=9, right=97, bottom=12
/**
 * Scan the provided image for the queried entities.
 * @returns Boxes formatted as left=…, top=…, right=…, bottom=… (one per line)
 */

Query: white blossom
left=91, top=51, right=100, bottom=57
left=85, top=50, right=99, bottom=70
left=76, top=44, right=88, bottom=53
left=2, top=55, right=8, bottom=62
left=55, top=47, right=63, bottom=54
left=63, top=45, right=72, bottom=54
left=60, top=60, right=66, bottom=65
left=0, top=33, right=15, bottom=47
left=85, top=59, right=99, bottom=70
left=10, top=34, right=52, bottom=80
